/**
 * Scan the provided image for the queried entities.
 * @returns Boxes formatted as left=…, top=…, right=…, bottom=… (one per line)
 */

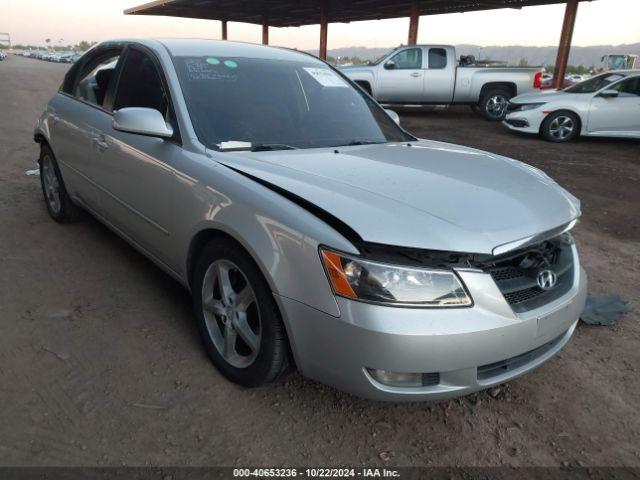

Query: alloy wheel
left=549, top=115, right=575, bottom=140
left=41, top=154, right=61, bottom=215
left=486, top=94, right=509, bottom=119
left=201, top=259, right=261, bottom=368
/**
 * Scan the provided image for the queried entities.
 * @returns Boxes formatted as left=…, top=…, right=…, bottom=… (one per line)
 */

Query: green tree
left=75, top=40, right=93, bottom=52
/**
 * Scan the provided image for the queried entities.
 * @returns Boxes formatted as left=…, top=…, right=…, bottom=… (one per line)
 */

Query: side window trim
left=112, top=43, right=182, bottom=145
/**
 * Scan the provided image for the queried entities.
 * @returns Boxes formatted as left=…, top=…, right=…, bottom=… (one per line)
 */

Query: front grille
left=422, top=372, right=440, bottom=387
left=477, top=329, right=567, bottom=381
left=503, top=286, right=545, bottom=305
left=505, top=118, right=529, bottom=128
left=484, top=235, right=575, bottom=313
left=490, top=266, right=524, bottom=282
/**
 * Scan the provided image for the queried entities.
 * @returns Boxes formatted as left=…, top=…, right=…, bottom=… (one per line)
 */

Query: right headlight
left=320, top=248, right=472, bottom=307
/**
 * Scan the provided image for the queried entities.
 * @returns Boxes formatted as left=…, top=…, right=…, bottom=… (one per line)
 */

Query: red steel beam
left=408, top=0, right=420, bottom=45
left=552, top=0, right=579, bottom=89
left=262, top=16, right=269, bottom=44
left=221, top=20, right=228, bottom=40
left=319, top=0, right=328, bottom=60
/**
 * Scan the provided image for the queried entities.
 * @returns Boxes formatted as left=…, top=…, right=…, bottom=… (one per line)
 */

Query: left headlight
left=320, top=248, right=472, bottom=307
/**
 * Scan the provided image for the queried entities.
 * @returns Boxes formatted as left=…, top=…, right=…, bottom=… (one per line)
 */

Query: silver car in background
left=505, top=70, right=640, bottom=142
left=34, top=39, right=587, bottom=401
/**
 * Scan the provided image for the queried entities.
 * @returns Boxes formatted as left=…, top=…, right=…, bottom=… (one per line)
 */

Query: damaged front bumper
left=277, top=243, right=587, bottom=401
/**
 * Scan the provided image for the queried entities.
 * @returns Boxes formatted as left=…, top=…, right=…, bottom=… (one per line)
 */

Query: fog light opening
left=367, top=368, right=440, bottom=388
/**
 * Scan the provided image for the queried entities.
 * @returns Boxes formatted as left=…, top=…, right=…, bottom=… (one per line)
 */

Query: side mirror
left=384, top=60, right=396, bottom=70
left=385, top=109, right=400, bottom=125
left=113, top=107, right=174, bottom=138
left=599, top=89, right=619, bottom=98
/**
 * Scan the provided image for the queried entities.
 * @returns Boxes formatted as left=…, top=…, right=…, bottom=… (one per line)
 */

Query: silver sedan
left=505, top=70, right=640, bottom=142
left=34, top=39, right=587, bottom=401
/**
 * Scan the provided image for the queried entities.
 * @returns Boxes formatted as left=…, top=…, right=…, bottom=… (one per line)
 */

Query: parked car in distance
left=35, top=39, right=586, bottom=401
left=340, top=45, right=543, bottom=120
left=505, top=70, right=640, bottom=142
left=0, top=51, right=6, bottom=61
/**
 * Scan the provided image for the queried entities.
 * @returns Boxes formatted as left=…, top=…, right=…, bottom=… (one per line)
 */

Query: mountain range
left=312, top=42, right=640, bottom=67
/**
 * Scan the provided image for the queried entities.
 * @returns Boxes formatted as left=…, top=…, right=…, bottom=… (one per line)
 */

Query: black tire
left=478, top=88, right=511, bottom=121
left=39, top=145, right=82, bottom=223
left=540, top=110, right=580, bottom=143
left=192, top=238, right=292, bottom=387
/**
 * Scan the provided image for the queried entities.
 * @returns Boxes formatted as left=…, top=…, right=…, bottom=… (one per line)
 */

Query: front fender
left=174, top=154, right=358, bottom=319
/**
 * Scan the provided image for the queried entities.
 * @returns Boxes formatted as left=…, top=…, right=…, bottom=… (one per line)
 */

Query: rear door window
left=428, top=48, right=447, bottom=69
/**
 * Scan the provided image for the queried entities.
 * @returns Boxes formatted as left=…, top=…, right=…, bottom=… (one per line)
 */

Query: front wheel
left=192, top=238, right=293, bottom=387
left=541, top=111, right=580, bottom=142
left=478, top=89, right=511, bottom=121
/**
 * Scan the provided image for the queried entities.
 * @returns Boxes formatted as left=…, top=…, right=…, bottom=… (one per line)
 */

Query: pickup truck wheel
left=39, top=145, right=82, bottom=223
left=478, top=89, right=511, bottom=121
left=541, top=111, right=580, bottom=142
left=193, top=238, right=293, bottom=387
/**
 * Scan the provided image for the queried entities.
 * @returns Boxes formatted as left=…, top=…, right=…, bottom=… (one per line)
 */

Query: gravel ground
left=0, top=54, right=639, bottom=468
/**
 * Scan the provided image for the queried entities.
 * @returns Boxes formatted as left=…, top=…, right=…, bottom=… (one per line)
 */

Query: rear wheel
left=478, top=89, right=511, bottom=121
left=541, top=111, right=580, bottom=142
left=39, top=145, right=81, bottom=223
left=192, top=238, right=292, bottom=387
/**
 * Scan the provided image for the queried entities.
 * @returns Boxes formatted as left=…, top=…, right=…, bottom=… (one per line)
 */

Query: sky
left=1, top=0, right=639, bottom=49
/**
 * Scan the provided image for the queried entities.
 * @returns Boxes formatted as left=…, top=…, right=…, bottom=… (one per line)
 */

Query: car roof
left=98, top=38, right=324, bottom=65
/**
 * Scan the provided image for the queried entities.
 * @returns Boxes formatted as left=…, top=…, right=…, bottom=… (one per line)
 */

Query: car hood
left=215, top=140, right=580, bottom=254
left=511, top=90, right=587, bottom=104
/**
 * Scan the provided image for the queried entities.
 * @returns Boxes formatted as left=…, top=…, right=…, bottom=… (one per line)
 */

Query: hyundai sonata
left=34, top=39, right=587, bottom=400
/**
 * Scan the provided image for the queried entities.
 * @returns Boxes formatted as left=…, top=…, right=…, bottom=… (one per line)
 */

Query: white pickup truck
left=340, top=45, right=543, bottom=120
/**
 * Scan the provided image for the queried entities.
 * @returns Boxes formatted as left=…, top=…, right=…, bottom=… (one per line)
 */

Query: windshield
left=565, top=72, right=626, bottom=93
left=173, top=55, right=413, bottom=150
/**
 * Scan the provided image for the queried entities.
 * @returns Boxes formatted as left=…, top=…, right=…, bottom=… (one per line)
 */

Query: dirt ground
left=0, top=54, right=639, bottom=468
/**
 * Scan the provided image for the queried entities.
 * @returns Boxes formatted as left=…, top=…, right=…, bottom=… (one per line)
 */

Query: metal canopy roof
left=125, top=0, right=590, bottom=27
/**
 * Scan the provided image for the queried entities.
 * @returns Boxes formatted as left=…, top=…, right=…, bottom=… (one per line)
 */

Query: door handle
left=410, top=72, right=422, bottom=78
left=92, top=136, right=109, bottom=152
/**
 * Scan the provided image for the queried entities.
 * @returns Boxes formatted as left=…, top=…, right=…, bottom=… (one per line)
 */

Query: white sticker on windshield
left=303, top=68, right=349, bottom=88
left=605, top=74, right=623, bottom=82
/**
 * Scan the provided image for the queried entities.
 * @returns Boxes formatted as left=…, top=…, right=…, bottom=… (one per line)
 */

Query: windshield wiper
left=217, top=141, right=297, bottom=152
left=250, top=143, right=298, bottom=152
left=338, top=140, right=387, bottom=147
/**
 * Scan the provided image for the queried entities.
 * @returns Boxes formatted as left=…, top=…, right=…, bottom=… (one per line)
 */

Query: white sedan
left=504, top=70, right=640, bottom=142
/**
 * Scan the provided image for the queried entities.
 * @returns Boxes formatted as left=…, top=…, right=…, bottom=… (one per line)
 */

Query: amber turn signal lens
left=321, top=250, right=357, bottom=299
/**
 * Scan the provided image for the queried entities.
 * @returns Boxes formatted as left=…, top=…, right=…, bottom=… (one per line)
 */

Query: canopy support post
left=319, top=0, right=328, bottom=60
left=221, top=20, right=228, bottom=40
left=408, top=0, right=420, bottom=45
left=262, top=17, right=269, bottom=45
left=552, top=0, right=579, bottom=89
